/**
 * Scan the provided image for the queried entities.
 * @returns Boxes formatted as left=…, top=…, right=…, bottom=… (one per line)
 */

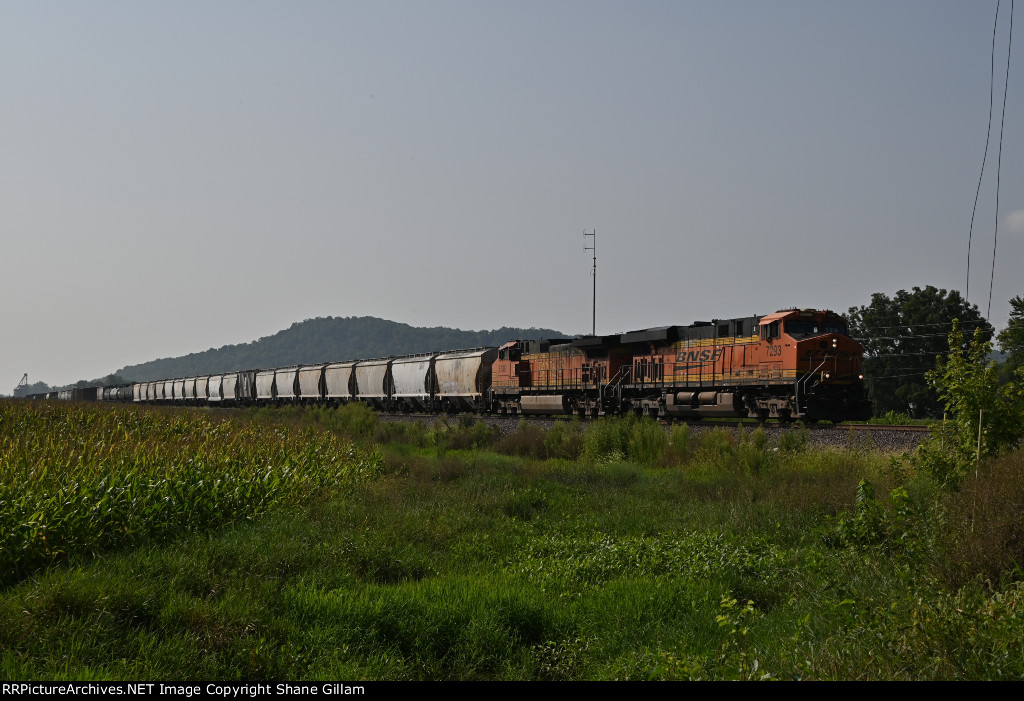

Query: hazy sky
left=3, top=1, right=1022, bottom=389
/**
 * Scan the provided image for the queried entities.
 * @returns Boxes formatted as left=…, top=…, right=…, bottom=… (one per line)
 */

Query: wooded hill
left=114, top=316, right=570, bottom=382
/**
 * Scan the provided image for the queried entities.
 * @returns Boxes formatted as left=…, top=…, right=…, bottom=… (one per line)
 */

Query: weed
left=932, top=451, right=1024, bottom=587
left=543, top=419, right=583, bottom=460
left=778, top=423, right=810, bottom=452
left=580, top=418, right=634, bottom=464
left=494, top=420, right=547, bottom=459
left=869, top=410, right=917, bottom=425
left=832, top=479, right=887, bottom=547
left=697, top=428, right=735, bottom=457
left=667, top=423, right=691, bottom=464
left=502, top=487, right=548, bottom=521
left=626, top=419, right=668, bottom=467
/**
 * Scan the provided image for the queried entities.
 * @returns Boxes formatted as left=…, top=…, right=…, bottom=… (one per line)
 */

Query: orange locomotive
left=489, top=308, right=871, bottom=422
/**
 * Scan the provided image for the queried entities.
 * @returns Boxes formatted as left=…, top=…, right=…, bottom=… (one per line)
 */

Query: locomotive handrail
left=601, top=365, right=633, bottom=408
left=795, top=356, right=830, bottom=414
left=603, top=364, right=632, bottom=390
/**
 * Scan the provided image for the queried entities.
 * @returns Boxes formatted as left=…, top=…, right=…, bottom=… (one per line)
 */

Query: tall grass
left=2, top=403, right=1023, bottom=679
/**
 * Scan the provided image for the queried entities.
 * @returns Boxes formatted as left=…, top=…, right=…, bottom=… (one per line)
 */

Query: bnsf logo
left=675, top=348, right=724, bottom=363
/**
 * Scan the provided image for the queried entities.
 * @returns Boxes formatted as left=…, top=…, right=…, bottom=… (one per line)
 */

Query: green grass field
left=1, top=400, right=1022, bottom=680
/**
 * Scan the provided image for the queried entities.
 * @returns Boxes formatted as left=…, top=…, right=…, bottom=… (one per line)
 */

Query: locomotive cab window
left=760, top=321, right=780, bottom=341
left=784, top=321, right=821, bottom=339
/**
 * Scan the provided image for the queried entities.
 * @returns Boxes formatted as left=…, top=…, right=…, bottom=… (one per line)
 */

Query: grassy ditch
left=1, top=402, right=1023, bottom=679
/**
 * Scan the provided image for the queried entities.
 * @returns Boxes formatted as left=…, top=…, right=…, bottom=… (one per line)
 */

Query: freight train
left=28, top=308, right=873, bottom=422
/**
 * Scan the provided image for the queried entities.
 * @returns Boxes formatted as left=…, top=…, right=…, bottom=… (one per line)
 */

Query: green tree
left=848, top=286, right=992, bottom=418
left=917, top=320, right=1024, bottom=488
left=997, top=295, right=1024, bottom=379
left=18, top=381, right=53, bottom=396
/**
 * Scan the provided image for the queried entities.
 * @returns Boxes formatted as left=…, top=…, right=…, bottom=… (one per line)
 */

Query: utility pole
left=584, top=229, right=596, bottom=336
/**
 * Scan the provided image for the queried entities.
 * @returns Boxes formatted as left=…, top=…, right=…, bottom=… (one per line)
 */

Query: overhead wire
left=854, top=332, right=984, bottom=341
left=854, top=329, right=992, bottom=343
left=865, top=366, right=935, bottom=372
left=988, top=0, right=1014, bottom=319
left=967, top=0, right=1002, bottom=303
left=849, top=320, right=989, bottom=331
left=865, top=352, right=958, bottom=358
left=867, top=372, right=931, bottom=380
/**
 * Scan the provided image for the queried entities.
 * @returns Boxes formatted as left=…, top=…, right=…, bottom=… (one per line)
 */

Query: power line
left=988, top=0, right=1014, bottom=319
left=854, top=332, right=980, bottom=341
left=967, top=0, right=1002, bottom=303
left=865, top=352, right=953, bottom=358
left=852, top=320, right=990, bottom=331
left=865, top=366, right=935, bottom=372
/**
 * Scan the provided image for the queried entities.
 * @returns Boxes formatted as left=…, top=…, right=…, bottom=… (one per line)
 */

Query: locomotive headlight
left=832, top=339, right=838, bottom=348
left=859, top=374, right=864, bottom=380
left=824, top=372, right=831, bottom=379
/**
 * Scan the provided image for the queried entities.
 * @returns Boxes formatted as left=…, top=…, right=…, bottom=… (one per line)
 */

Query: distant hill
left=114, top=316, right=572, bottom=382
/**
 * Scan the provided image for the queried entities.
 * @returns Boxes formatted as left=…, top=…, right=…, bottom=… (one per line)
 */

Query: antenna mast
left=584, top=229, right=596, bottom=336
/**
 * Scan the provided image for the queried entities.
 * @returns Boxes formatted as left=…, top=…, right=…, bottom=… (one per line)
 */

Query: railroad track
left=376, top=413, right=932, bottom=453
left=815, top=423, right=931, bottom=433
left=379, top=412, right=930, bottom=433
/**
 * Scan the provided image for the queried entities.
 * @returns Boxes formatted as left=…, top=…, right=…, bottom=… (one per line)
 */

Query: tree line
left=114, top=317, right=570, bottom=383
left=848, top=287, right=1023, bottom=419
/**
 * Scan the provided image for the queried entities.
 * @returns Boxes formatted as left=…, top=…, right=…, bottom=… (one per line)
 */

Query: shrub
left=777, top=423, right=809, bottom=453
left=627, top=418, right=669, bottom=467
left=734, top=427, right=773, bottom=474
left=322, top=402, right=378, bottom=440
left=544, top=419, right=583, bottom=460
left=667, top=424, right=692, bottom=465
left=697, top=428, right=735, bottom=457
left=445, top=419, right=497, bottom=451
left=932, top=450, right=1024, bottom=586
left=869, top=410, right=916, bottom=425
left=494, top=420, right=547, bottom=459
left=832, top=479, right=887, bottom=547
left=375, top=419, right=429, bottom=447
left=581, top=419, right=631, bottom=464
left=919, top=321, right=1024, bottom=489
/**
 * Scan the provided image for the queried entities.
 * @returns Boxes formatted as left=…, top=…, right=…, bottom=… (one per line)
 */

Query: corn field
left=0, top=400, right=380, bottom=582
